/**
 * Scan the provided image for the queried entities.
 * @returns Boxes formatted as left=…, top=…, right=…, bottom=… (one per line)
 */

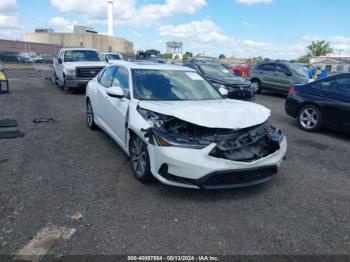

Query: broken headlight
left=137, top=107, right=207, bottom=149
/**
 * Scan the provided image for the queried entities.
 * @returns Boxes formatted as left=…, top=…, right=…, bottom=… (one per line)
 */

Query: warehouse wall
left=0, top=39, right=60, bottom=54
left=25, top=32, right=134, bottom=55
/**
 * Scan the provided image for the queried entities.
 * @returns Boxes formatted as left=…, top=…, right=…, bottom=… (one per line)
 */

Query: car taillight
left=288, top=86, right=296, bottom=95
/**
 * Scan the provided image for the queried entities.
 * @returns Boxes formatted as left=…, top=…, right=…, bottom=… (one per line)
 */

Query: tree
left=182, top=51, right=193, bottom=63
left=307, top=41, right=333, bottom=56
left=219, top=54, right=226, bottom=59
left=297, top=55, right=311, bottom=63
left=162, top=53, right=173, bottom=60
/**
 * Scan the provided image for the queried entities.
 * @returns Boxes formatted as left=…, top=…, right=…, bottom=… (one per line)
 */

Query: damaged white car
left=86, top=61, right=287, bottom=189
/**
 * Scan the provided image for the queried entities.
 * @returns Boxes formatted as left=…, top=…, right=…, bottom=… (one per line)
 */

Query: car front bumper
left=65, top=78, right=91, bottom=88
left=227, top=87, right=255, bottom=100
left=147, top=137, right=287, bottom=189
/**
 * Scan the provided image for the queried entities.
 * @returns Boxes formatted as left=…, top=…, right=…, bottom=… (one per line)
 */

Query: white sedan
left=86, top=61, right=287, bottom=189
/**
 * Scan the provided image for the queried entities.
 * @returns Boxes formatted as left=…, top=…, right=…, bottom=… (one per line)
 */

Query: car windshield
left=106, top=54, right=122, bottom=60
left=290, top=64, right=308, bottom=77
left=132, top=69, right=222, bottom=101
left=199, top=64, right=233, bottom=77
left=64, top=50, right=103, bottom=62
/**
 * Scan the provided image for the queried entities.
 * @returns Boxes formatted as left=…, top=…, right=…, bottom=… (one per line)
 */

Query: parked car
left=184, top=60, right=255, bottom=100
left=85, top=61, right=287, bottom=189
left=53, top=48, right=107, bottom=91
left=285, top=73, right=350, bottom=133
left=250, top=61, right=310, bottom=94
left=231, top=65, right=251, bottom=78
left=0, top=52, right=22, bottom=63
left=103, top=52, right=124, bottom=63
left=29, top=52, right=44, bottom=63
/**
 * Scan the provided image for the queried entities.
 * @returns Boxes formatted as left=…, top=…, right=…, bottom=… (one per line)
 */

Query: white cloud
left=0, top=0, right=22, bottom=40
left=50, top=0, right=206, bottom=28
left=236, top=0, right=273, bottom=5
left=49, top=17, right=78, bottom=31
left=159, top=19, right=232, bottom=44
left=0, top=0, right=17, bottom=12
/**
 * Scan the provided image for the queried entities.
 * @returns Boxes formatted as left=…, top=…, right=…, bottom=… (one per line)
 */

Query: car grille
left=201, top=166, right=277, bottom=188
left=76, top=67, right=104, bottom=78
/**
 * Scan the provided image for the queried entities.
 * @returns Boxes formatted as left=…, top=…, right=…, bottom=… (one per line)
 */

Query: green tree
left=307, top=41, right=333, bottom=56
left=182, top=51, right=193, bottom=63
left=219, top=54, right=226, bottom=59
left=162, top=53, right=173, bottom=60
left=297, top=55, right=311, bottom=63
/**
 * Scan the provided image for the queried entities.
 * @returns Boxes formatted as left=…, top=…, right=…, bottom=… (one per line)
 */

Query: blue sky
left=1, top=0, right=350, bottom=58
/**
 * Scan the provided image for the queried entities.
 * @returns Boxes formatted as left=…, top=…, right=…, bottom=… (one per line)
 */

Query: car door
left=101, top=66, right=131, bottom=148
left=95, top=66, right=118, bottom=130
left=333, top=75, right=350, bottom=131
left=309, top=77, right=345, bottom=128
left=257, top=63, right=276, bottom=89
left=55, top=51, right=64, bottom=83
left=272, top=64, right=294, bottom=92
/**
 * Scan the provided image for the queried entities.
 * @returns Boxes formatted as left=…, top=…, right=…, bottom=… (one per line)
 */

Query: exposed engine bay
left=138, top=107, right=285, bottom=162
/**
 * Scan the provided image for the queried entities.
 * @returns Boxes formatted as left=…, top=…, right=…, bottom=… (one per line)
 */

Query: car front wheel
left=86, top=99, right=98, bottom=130
left=298, top=105, right=322, bottom=132
left=129, top=135, right=154, bottom=183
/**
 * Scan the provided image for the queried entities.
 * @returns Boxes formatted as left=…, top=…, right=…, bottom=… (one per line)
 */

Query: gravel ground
left=0, top=69, right=349, bottom=257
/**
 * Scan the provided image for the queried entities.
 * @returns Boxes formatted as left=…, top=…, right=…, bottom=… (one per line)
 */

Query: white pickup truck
left=53, top=48, right=107, bottom=91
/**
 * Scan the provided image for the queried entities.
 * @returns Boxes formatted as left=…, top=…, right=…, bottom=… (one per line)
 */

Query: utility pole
left=336, top=49, right=344, bottom=73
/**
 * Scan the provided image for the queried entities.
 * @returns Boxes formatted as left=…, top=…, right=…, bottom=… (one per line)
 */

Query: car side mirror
left=107, top=86, right=124, bottom=98
left=58, top=58, right=62, bottom=64
left=218, top=87, right=228, bottom=97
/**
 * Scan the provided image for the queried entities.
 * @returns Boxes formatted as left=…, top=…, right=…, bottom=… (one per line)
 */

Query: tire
left=297, top=104, right=323, bottom=132
left=86, top=99, right=98, bottom=130
left=251, top=79, right=262, bottom=94
left=129, top=135, right=155, bottom=183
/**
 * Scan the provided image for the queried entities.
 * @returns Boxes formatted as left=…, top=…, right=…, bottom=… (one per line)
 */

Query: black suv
left=184, top=60, right=255, bottom=100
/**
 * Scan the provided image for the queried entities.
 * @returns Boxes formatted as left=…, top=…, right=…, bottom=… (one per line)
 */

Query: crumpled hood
left=64, top=61, right=107, bottom=70
left=138, top=99, right=270, bottom=129
left=206, top=75, right=251, bottom=86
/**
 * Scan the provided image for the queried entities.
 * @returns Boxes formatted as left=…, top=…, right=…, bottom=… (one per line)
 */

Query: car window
left=335, top=76, right=350, bottom=95
left=99, top=66, right=118, bottom=88
left=311, top=78, right=337, bottom=91
left=260, top=64, right=275, bottom=72
left=199, top=64, right=233, bottom=77
left=276, top=65, right=291, bottom=75
left=112, top=66, right=129, bottom=89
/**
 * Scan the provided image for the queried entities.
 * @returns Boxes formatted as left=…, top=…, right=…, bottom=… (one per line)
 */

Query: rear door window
left=260, top=63, right=275, bottom=72
left=335, top=76, right=350, bottom=95
left=311, top=78, right=337, bottom=91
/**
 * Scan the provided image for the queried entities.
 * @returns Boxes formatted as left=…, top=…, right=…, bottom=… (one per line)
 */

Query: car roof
left=108, top=60, right=196, bottom=71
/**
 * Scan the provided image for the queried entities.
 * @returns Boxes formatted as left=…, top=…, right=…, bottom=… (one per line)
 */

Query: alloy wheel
left=130, top=137, right=147, bottom=178
left=86, top=102, right=93, bottom=127
left=300, top=107, right=319, bottom=130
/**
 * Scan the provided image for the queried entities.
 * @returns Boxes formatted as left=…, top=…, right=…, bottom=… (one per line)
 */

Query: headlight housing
left=64, top=68, right=76, bottom=76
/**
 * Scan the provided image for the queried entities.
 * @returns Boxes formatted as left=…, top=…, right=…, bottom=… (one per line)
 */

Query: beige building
left=25, top=32, right=134, bottom=55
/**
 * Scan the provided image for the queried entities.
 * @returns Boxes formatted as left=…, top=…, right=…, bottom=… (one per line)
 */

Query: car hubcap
left=131, top=137, right=146, bottom=177
left=252, top=82, right=260, bottom=93
left=87, top=102, right=93, bottom=126
left=300, top=108, right=318, bottom=129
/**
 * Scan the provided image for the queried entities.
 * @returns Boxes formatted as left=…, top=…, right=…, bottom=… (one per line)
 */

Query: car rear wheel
left=129, top=135, right=154, bottom=183
left=251, top=79, right=262, bottom=94
left=86, top=99, right=98, bottom=130
left=298, top=105, right=322, bottom=132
